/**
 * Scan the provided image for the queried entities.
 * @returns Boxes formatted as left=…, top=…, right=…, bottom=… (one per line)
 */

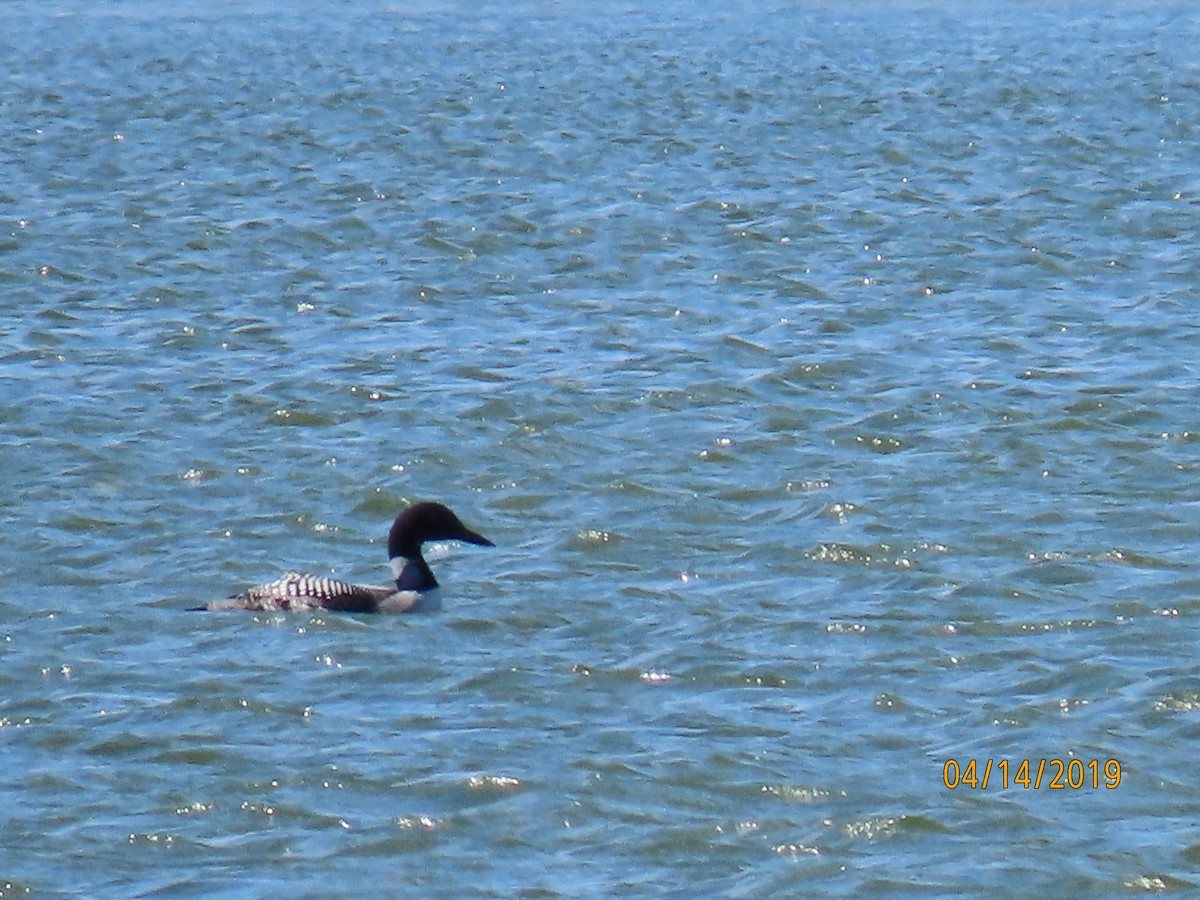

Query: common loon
left=192, top=501, right=493, bottom=613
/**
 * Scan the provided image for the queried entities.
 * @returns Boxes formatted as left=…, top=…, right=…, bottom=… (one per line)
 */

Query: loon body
left=194, top=501, right=493, bottom=613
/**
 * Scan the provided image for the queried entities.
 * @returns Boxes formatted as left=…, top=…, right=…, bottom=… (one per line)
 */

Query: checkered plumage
left=235, top=572, right=395, bottom=613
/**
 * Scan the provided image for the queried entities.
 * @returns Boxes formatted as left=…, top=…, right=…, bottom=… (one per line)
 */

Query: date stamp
left=943, top=758, right=1122, bottom=790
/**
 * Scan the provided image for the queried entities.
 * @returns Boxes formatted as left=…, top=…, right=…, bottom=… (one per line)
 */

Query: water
left=3, top=0, right=1200, bottom=895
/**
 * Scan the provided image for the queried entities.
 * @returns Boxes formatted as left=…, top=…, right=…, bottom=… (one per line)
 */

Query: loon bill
left=192, top=501, right=493, bottom=613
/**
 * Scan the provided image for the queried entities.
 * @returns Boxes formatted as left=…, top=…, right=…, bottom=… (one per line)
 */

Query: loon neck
left=390, top=555, right=438, bottom=592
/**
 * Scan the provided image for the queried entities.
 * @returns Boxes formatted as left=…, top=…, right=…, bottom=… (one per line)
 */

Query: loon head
left=387, top=501, right=494, bottom=590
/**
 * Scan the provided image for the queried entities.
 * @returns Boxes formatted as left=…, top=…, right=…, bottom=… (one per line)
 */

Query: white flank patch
left=377, top=589, right=433, bottom=614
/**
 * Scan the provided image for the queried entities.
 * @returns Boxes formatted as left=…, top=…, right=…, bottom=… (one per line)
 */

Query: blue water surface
left=3, top=1, right=1200, bottom=895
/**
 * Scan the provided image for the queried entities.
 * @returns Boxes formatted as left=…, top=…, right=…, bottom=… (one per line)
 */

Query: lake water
left=3, top=0, right=1200, bottom=895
